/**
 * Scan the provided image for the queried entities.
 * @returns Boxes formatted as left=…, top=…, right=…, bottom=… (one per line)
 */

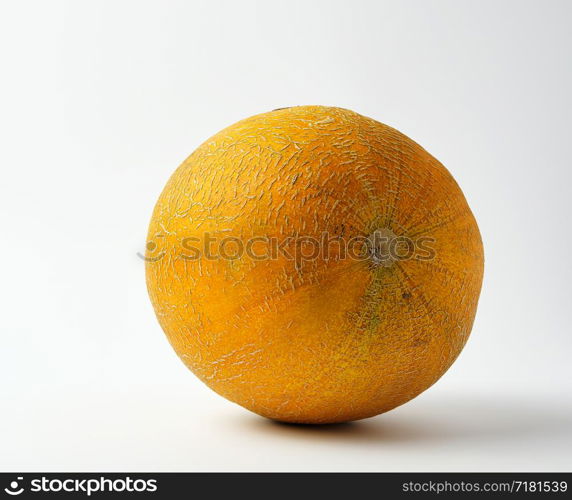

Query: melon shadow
left=237, top=395, right=571, bottom=446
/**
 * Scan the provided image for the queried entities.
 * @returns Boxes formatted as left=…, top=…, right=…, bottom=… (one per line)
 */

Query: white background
left=1, top=0, right=571, bottom=472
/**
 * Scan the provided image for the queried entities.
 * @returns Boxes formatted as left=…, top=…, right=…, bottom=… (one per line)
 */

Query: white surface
left=1, top=0, right=571, bottom=471
left=2, top=385, right=571, bottom=472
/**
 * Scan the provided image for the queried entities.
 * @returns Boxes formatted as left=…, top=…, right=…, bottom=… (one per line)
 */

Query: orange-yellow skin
left=146, top=106, right=484, bottom=424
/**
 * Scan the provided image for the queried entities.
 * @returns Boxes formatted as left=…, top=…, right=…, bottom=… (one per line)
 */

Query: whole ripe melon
left=145, top=106, right=484, bottom=424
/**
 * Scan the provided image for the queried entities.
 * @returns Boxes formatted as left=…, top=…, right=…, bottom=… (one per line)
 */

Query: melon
left=145, top=106, right=484, bottom=423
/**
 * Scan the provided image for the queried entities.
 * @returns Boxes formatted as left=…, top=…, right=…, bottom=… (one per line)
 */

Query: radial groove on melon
left=145, top=105, right=484, bottom=424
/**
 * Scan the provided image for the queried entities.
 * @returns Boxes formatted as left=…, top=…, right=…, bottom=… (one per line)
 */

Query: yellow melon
left=146, top=106, right=484, bottom=423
